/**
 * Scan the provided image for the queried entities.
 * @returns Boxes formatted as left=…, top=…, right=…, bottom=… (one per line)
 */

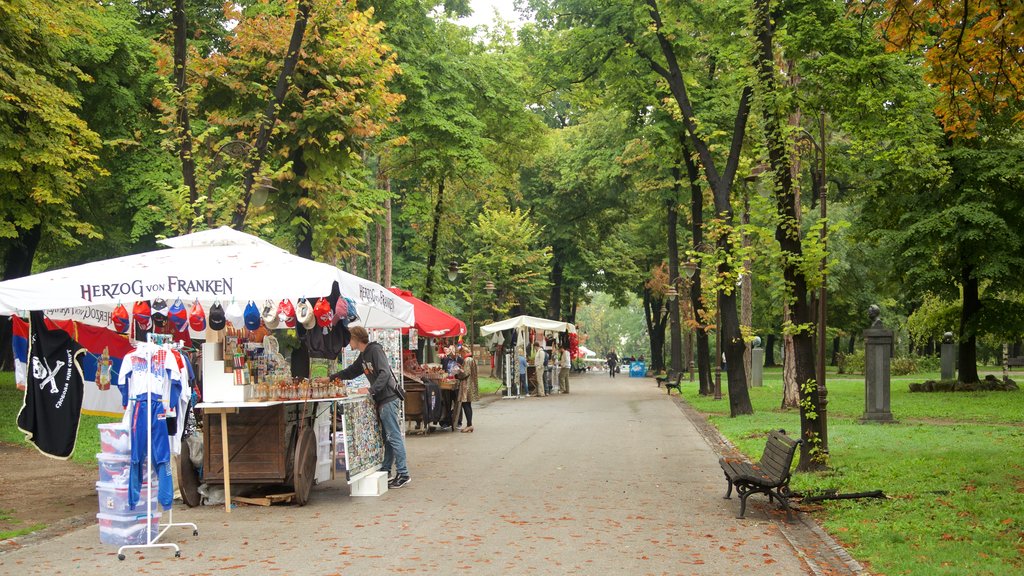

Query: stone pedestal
left=751, top=348, right=764, bottom=387
left=940, top=341, right=955, bottom=381
left=863, top=327, right=895, bottom=423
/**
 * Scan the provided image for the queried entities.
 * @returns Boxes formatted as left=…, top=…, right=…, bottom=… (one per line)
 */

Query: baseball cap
left=262, top=300, right=279, bottom=329
left=189, top=300, right=207, bottom=331
left=296, top=298, right=316, bottom=329
left=132, top=301, right=152, bottom=331
left=333, top=298, right=349, bottom=326
left=151, top=298, right=169, bottom=327
left=208, top=301, right=226, bottom=331
left=344, top=297, right=359, bottom=322
left=313, top=297, right=333, bottom=328
left=277, top=299, right=296, bottom=328
left=112, top=304, right=130, bottom=334
left=168, top=298, right=188, bottom=332
left=243, top=300, right=262, bottom=330
left=225, top=300, right=245, bottom=327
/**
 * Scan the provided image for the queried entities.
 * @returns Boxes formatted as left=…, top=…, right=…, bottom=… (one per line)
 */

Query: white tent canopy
left=578, top=345, right=597, bottom=358
left=0, top=228, right=414, bottom=330
left=479, top=315, right=576, bottom=336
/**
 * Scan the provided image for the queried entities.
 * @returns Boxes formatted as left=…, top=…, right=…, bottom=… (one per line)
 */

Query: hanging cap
left=313, top=297, right=333, bottom=328
left=151, top=298, right=168, bottom=326
left=262, top=300, right=279, bottom=329
left=189, top=300, right=207, bottom=332
left=112, top=304, right=130, bottom=334
left=243, top=300, right=262, bottom=330
left=333, top=298, right=349, bottom=325
left=296, top=298, right=316, bottom=329
left=344, top=297, right=359, bottom=322
left=132, top=301, right=152, bottom=330
left=208, top=301, right=226, bottom=331
left=277, top=299, right=296, bottom=328
left=225, top=300, right=245, bottom=327
left=168, top=298, right=188, bottom=332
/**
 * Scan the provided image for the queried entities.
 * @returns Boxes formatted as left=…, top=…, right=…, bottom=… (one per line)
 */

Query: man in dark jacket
left=331, top=326, right=410, bottom=488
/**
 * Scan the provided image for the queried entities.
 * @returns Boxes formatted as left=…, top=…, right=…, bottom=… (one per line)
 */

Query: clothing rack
left=117, top=333, right=199, bottom=560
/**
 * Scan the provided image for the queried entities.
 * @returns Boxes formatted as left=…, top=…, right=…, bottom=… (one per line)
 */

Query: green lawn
left=680, top=367, right=1024, bottom=576
left=1, top=372, right=121, bottom=466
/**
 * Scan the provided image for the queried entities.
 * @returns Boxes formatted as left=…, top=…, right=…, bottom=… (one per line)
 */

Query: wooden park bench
left=655, top=371, right=683, bottom=395
left=719, top=429, right=801, bottom=520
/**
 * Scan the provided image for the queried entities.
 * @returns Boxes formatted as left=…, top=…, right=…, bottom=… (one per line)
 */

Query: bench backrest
left=756, top=430, right=801, bottom=482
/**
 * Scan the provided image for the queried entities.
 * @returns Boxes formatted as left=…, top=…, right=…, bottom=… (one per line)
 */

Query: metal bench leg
left=738, top=492, right=751, bottom=519
left=723, top=475, right=733, bottom=499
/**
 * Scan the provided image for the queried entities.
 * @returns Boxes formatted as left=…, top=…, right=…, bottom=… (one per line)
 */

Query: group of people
left=515, top=342, right=571, bottom=396
left=441, top=346, right=481, bottom=433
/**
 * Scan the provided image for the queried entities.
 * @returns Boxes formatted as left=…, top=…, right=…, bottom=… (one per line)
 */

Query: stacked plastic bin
left=96, top=423, right=159, bottom=546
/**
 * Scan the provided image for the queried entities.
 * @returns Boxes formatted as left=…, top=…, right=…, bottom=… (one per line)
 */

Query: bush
left=836, top=349, right=865, bottom=374
left=913, top=355, right=941, bottom=373
left=891, top=356, right=919, bottom=376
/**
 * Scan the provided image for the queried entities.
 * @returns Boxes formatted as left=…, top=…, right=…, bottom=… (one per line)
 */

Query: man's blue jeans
left=379, top=398, right=408, bottom=477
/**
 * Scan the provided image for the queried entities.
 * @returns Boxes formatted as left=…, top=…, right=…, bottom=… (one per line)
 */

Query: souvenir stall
left=479, top=315, right=578, bottom=397
left=0, top=228, right=415, bottom=555
left=388, top=287, right=466, bottom=432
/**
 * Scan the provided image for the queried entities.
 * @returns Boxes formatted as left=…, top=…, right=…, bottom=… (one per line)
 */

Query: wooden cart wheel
left=178, top=437, right=202, bottom=508
left=293, top=425, right=317, bottom=506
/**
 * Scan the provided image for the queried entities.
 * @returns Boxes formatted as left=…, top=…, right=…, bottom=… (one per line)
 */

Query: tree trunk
left=0, top=224, right=42, bottom=369
left=831, top=336, right=841, bottom=365
left=666, top=175, right=683, bottom=374
left=848, top=334, right=856, bottom=354
left=646, top=1, right=752, bottom=402
left=173, top=0, right=198, bottom=231
left=644, top=289, right=667, bottom=374
left=232, top=0, right=311, bottom=229
left=548, top=258, right=563, bottom=320
left=292, top=149, right=313, bottom=260
left=375, top=222, right=382, bottom=284
left=741, top=189, right=752, bottom=387
left=958, top=265, right=981, bottom=383
left=682, top=142, right=713, bottom=395
left=422, top=179, right=445, bottom=304
left=764, top=333, right=777, bottom=366
left=384, top=178, right=393, bottom=287
left=754, top=0, right=825, bottom=470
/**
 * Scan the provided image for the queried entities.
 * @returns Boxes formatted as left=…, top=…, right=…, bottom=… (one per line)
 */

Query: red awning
left=388, top=287, right=466, bottom=338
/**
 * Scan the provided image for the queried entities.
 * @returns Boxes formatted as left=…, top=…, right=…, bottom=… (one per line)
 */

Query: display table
left=196, top=394, right=383, bottom=512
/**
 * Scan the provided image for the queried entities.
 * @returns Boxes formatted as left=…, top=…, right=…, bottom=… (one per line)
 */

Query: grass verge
left=680, top=367, right=1024, bottom=576
left=1, top=372, right=120, bottom=466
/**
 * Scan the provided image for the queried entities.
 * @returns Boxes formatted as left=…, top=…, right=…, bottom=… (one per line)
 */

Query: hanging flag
left=12, top=315, right=134, bottom=417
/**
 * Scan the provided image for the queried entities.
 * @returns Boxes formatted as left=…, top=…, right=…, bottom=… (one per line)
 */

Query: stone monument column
left=863, top=304, right=895, bottom=423
left=751, top=336, right=764, bottom=388
left=940, top=332, right=955, bottom=381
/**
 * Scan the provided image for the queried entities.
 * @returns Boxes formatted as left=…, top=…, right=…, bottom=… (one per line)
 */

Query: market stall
left=0, top=228, right=414, bottom=520
left=479, top=315, right=578, bottom=397
left=388, top=287, right=466, bottom=432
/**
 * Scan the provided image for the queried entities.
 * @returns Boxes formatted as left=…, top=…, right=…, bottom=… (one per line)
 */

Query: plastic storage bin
left=96, top=512, right=160, bottom=546
left=97, top=453, right=154, bottom=486
left=96, top=481, right=159, bottom=515
left=98, top=423, right=130, bottom=455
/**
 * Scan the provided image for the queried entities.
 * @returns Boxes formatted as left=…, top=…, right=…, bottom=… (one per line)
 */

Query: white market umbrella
left=0, top=230, right=413, bottom=330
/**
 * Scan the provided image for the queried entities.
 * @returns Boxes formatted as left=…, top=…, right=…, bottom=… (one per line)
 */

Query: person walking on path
left=606, top=349, right=618, bottom=378
left=558, top=344, right=571, bottom=394
left=454, top=351, right=479, bottom=432
left=532, top=342, right=546, bottom=396
left=331, top=326, right=411, bottom=488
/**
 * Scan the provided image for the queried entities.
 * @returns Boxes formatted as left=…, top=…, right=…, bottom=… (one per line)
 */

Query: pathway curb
left=670, top=393, right=869, bottom=576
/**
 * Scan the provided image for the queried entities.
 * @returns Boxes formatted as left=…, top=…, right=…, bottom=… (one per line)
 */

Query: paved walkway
left=0, top=371, right=822, bottom=575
